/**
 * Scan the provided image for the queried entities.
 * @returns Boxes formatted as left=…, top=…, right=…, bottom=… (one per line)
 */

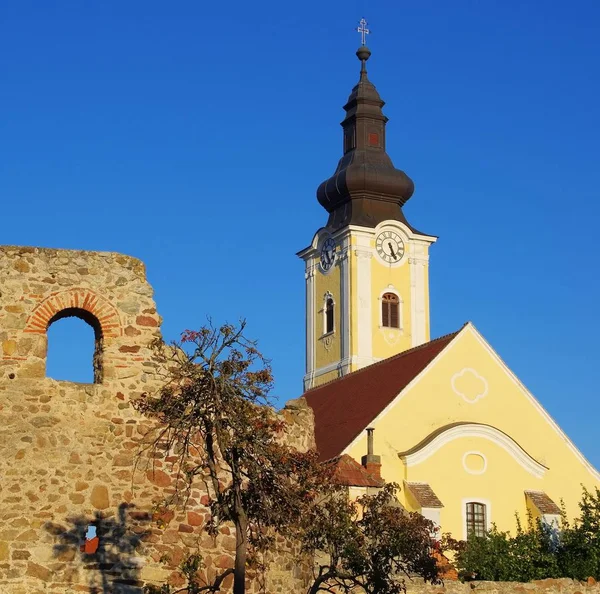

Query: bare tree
left=134, top=321, right=324, bottom=594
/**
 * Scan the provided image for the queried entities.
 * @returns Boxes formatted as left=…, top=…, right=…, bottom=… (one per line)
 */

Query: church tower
left=298, top=36, right=436, bottom=390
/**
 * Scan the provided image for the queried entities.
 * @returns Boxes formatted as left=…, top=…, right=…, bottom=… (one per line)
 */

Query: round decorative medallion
left=462, top=451, right=487, bottom=475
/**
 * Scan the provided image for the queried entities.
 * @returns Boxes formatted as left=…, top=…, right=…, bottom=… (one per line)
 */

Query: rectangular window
left=325, top=298, right=334, bottom=334
left=466, top=502, right=487, bottom=538
left=382, top=293, right=400, bottom=329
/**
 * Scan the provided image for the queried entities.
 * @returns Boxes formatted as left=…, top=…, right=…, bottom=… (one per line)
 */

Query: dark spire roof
left=317, top=45, right=416, bottom=231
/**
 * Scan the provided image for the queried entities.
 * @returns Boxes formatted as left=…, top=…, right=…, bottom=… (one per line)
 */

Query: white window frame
left=378, top=287, right=403, bottom=331
left=462, top=497, right=491, bottom=540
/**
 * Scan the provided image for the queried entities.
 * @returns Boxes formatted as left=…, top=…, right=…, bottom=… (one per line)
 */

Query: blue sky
left=2, top=2, right=600, bottom=466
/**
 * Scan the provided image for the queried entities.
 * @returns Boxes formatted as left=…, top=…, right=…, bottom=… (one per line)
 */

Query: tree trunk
left=233, top=515, right=248, bottom=594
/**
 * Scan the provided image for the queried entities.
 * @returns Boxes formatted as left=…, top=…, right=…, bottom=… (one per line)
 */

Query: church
left=298, top=39, right=600, bottom=540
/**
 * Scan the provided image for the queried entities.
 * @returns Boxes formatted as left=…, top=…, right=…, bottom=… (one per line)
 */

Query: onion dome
left=317, top=46, right=416, bottom=230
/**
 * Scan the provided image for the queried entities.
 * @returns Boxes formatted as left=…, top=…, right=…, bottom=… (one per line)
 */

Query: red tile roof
left=525, top=491, right=561, bottom=515
left=305, top=329, right=461, bottom=461
left=331, top=454, right=385, bottom=488
left=404, top=481, right=444, bottom=508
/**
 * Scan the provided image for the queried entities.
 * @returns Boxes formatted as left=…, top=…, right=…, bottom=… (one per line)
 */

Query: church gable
left=348, top=323, right=597, bottom=479
left=341, top=322, right=600, bottom=537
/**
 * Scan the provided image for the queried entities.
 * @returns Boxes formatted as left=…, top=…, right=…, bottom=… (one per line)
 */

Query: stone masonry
left=0, top=245, right=315, bottom=594
left=407, top=578, right=600, bottom=594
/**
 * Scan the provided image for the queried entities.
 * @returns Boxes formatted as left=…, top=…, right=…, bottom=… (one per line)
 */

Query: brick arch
left=24, top=288, right=122, bottom=338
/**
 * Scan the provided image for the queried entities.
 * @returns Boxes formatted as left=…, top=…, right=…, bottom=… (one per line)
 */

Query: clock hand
left=388, top=242, right=397, bottom=260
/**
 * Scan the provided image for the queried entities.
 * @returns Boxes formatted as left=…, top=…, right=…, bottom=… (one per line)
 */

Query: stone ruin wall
left=0, top=245, right=315, bottom=594
left=408, top=578, right=600, bottom=594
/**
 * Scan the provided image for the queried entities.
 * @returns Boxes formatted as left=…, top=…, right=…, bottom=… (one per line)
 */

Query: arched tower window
left=46, top=308, right=104, bottom=384
left=382, top=293, right=400, bottom=328
left=324, top=294, right=335, bottom=335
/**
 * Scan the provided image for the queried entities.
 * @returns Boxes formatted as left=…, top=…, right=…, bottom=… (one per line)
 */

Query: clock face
left=375, top=230, right=405, bottom=264
left=320, top=237, right=336, bottom=272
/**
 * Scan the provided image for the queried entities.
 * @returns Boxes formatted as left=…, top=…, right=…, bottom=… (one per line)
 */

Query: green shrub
left=445, top=487, right=600, bottom=582
left=556, top=488, right=600, bottom=580
left=445, top=514, right=560, bottom=582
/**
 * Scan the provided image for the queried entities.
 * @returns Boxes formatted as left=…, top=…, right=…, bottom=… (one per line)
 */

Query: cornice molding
left=399, top=423, right=548, bottom=479
left=354, top=248, right=373, bottom=260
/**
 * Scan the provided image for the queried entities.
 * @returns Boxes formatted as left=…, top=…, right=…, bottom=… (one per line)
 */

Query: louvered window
left=466, top=502, right=487, bottom=538
left=382, top=293, right=400, bottom=328
left=325, top=297, right=334, bottom=334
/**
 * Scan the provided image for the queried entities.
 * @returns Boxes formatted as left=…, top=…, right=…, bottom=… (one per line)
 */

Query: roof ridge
left=303, top=323, right=468, bottom=395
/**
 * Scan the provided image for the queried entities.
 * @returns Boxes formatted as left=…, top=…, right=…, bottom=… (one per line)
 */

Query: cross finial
left=357, top=18, right=370, bottom=46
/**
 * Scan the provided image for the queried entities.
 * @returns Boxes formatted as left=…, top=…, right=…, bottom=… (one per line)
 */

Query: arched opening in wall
left=46, top=308, right=103, bottom=384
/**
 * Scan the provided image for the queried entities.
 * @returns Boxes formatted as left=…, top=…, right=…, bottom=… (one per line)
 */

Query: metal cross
left=357, top=18, right=370, bottom=45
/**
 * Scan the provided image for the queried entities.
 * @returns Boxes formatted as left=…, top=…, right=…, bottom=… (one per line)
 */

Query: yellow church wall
left=399, top=435, right=547, bottom=539
left=313, top=263, right=342, bottom=371
left=344, top=324, right=600, bottom=537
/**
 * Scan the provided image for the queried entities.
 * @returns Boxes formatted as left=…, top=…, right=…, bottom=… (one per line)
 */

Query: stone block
left=26, top=562, right=52, bottom=581
left=146, top=469, right=171, bottom=487
left=90, top=485, right=110, bottom=510
left=136, top=315, right=158, bottom=327
left=2, top=340, right=17, bottom=356
left=187, top=511, right=204, bottom=527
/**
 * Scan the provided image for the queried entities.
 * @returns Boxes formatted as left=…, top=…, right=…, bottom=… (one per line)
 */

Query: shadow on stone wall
left=46, top=502, right=152, bottom=593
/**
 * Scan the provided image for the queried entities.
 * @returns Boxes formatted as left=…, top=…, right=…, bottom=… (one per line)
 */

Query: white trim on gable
left=466, top=322, right=600, bottom=482
left=400, top=424, right=547, bottom=479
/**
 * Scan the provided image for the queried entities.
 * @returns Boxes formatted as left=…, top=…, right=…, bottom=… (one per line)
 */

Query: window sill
left=320, top=331, right=335, bottom=340
left=378, top=326, right=403, bottom=333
